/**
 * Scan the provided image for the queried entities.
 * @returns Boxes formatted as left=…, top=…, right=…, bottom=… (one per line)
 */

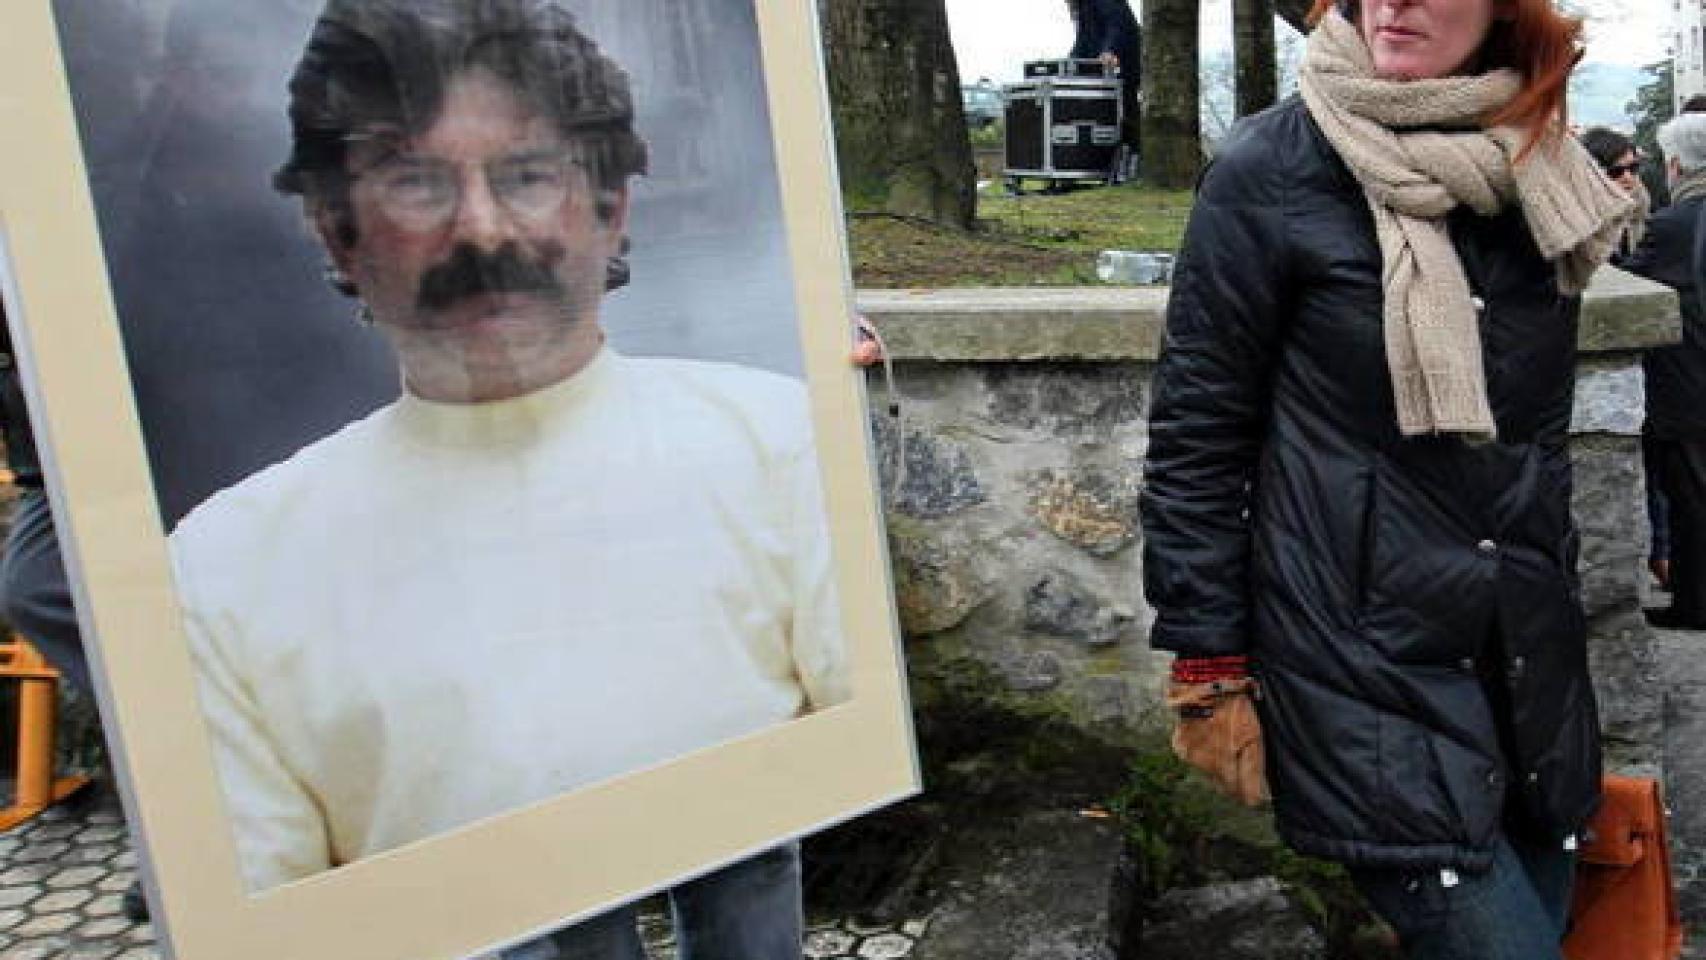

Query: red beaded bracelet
left=1171, top=655, right=1250, bottom=684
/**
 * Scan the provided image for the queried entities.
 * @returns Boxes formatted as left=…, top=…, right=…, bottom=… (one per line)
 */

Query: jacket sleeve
left=1141, top=141, right=1293, bottom=657
left=1621, top=207, right=1686, bottom=289
left=1068, top=9, right=1096, bottom=59
left=1076, top=0, right=1135, bottom=57
left=1694, top=201, right=1706, bottom=305
left=1101, top=0, right=1138, bottom=58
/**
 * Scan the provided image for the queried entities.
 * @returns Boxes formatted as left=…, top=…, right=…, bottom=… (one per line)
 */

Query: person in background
left=1066, top=0, right=1142, bottom=154
left=1581, top=126, right=1670, bottom=591
left=0, top=304, right=150, bottom=923
left=1580, top=127, right=1646, bottom=261
left=1624, top=112, right=1706, bottom=630
left=0, top=308, right=85, bottom=697
left=1641, top=95, right=1706, bottom=210
left=1140, top=0, right=1633, bottom=954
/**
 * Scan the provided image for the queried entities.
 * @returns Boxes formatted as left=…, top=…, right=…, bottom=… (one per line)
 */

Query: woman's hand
left=1167, top=657, right=1269, bottom=807
left=851, top=314, right=884, bottom=366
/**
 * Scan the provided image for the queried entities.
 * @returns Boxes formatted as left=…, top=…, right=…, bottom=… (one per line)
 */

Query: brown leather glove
left=1167, top=657, right=1269, bottom=808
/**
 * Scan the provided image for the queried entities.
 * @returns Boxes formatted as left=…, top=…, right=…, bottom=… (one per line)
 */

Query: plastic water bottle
left=1096, top=250, right=1174, bottom=284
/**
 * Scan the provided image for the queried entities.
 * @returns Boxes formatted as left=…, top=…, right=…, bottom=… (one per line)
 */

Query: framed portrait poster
left=0, top=0, right=918, bottom=957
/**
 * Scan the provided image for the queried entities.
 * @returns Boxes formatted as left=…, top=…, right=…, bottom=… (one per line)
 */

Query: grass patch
left=848, top=182, right=1194, bottom=289
left=979, top=182, right=1195, bottom=253
left=849, top=215, right=1093, bottom=288
left=968, top=122, right=1004, bottom=150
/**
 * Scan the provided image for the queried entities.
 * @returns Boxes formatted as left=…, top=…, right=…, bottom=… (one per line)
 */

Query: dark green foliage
left=1627, top=59, right=1677, bottom=206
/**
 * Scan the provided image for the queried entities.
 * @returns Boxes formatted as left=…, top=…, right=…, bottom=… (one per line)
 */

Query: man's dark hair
left=1683, top=95, right=1706, bottom=115
left=1579, top=126, right=1635, bottom=172
left=275, top=0, right=648, bottom=227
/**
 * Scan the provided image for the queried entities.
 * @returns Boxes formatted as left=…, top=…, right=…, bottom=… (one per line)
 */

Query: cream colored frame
left=0, top=1, right=918, bottom=957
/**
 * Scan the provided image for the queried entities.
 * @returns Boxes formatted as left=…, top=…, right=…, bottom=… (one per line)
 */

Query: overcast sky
left=945, top=0, right=1670, bottom=85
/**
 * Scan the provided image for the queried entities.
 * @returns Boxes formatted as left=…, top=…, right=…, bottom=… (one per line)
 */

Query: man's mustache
left=415, top=243, right=565, bottom=312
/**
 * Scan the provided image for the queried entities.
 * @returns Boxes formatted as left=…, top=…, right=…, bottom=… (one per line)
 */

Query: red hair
left=1307, top=0, right=1584, bottom=158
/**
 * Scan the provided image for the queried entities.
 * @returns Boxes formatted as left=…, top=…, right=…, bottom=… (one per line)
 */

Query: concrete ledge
left=855, top=288, right=1165, bottom=361
left=857, top=267, right=1678, bottom=362
left=1580, top=267, right=1683, bottom=354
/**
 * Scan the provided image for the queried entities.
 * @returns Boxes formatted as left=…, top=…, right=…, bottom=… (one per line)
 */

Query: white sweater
left=171, top=349, right=847, bottom=893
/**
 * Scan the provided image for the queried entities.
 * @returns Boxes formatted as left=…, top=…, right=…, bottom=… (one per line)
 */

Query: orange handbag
left=1563, top=775, right=1685, bottom=960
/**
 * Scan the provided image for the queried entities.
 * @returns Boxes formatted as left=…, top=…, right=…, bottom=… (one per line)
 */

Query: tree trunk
left=1140, top=0, right=1202, bottom=188
left=1234, top=0, right=1278, bottom=117
left=821, top=0, right=975, bottom=228
left=1273, top=0, right=1312, bottom=34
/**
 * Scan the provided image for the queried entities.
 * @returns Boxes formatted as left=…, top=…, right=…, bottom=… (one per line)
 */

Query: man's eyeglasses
left=351, top=149, right=588, bottom=232
left=1605, top=162, right=1641, bottom=179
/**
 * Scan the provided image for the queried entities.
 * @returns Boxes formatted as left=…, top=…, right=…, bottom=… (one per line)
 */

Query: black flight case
left=1023, top=57, right=1112, bottom=78
left=1002, top=60, right=1123, bottom=190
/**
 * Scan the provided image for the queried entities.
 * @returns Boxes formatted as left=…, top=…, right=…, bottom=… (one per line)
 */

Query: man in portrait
left=169, top=1, right=847, bottom=955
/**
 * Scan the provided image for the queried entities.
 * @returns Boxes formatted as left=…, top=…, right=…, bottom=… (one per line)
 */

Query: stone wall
left=843, top=272, right=1686, bottom=957
left=872, top=358, right=1163, bottom=739
left=858, top=269, right=1682, bottom=764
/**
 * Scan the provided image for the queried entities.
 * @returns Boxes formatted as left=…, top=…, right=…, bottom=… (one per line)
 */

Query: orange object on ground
left=0, top=636, right=91, bottom=831
left=1564, top=775, right=1685, bottom=960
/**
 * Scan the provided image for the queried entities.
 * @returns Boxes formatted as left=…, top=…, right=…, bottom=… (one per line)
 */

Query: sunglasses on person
left=1605, top=162, right=1640, bottom=178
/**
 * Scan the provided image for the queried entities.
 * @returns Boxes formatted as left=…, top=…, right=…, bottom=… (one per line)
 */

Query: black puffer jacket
left=1141, top=97, right=1602, bottom=873
left=1618, top=193, right=1706, bottom=442
left=1068, top=0, right=1141, bottom=75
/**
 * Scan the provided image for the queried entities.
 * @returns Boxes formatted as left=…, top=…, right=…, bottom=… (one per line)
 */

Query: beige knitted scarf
left=1298, top=11, right=1634, bottom=438
left=1624, top=177, right=1651, bottom=254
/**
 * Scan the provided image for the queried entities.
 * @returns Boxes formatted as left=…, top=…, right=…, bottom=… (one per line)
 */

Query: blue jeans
left=0, top=488, right=89, bottom=696
left=503, top=843, right=802, bottom=960
left=1348, top=832, right=1575, bottom=959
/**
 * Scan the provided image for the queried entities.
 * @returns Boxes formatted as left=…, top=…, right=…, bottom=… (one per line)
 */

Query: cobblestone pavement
left=619, top=912, right=928, bottom=960
left=802, top=918, right=929, bottom=960
left=0, top=786, right=927, bottom=960
left=0, top=788, right=153, bottom=959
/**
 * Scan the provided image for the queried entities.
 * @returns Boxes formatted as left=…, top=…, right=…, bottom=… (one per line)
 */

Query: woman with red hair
left=1140, top=0, right=1634, bottom=955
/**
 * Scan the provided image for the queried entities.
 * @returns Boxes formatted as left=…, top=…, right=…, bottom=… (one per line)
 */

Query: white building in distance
left=1679, top=0, right=1706, bottom=109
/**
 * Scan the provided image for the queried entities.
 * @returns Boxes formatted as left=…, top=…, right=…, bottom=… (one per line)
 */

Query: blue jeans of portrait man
left=1348, top=830, right=1574, bottom=959
left=503, top=843, right=802, bottom=960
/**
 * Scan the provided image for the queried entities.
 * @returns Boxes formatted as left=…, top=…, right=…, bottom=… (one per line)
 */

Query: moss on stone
left=1110, top=751, right=1392, bottom=957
